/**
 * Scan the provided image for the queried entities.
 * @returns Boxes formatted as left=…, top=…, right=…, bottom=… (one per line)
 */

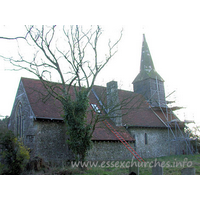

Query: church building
left=8, top=35, right=191, bottom=164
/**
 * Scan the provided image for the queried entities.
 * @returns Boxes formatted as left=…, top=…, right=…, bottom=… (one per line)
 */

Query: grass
left=82, top=154, right=200, bottom=175
left=20, top=154, right=200, bottom=175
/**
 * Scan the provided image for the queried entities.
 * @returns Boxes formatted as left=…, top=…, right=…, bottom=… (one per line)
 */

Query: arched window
left=145, top=133, right=148, bottom=145
left=16, top=103, right=23, bottom=138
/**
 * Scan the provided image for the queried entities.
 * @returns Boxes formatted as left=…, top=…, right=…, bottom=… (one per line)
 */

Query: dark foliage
left=0, top=129, right=30, bottom=175
left=63, top=90, right=93, bottom=162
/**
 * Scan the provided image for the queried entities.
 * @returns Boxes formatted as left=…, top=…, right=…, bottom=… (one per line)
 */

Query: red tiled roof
left=92, top=86, right=175, bottom=128
left=21, top=77, right=134, bottom=141
left=21, top=77, right=182, bottom=141
left=22, top=78, right=64, bottom=119
left=119, top=90, right=167, bottom=128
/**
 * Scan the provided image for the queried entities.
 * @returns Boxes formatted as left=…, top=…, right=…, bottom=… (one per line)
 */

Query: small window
left=91, top=104, right=101, bottom=114
left=16, top=103, right=23, bottom=138
left=145, top=133, right=148, bottom=145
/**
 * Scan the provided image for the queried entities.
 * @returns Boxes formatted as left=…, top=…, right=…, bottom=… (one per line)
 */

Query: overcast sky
left=0, top=0, right=200, bottom=129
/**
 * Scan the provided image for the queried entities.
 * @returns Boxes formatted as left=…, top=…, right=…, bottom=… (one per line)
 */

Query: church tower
left=133, top=34, right=166, bottom=108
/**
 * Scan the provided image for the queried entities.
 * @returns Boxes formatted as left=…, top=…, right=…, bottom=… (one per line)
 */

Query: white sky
left=0, top=0, right=200, bottom=128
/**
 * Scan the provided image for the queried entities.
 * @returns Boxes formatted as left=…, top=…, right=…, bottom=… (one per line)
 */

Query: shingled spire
left=134, top=34, right=164, bottom=82
left=133, top=34, right=166, bottom=107
left=141, top=34, right=155, bottom=71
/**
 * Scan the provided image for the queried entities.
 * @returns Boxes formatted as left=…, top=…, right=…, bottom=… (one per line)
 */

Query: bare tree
left=0, top=25, right=123, bottom=162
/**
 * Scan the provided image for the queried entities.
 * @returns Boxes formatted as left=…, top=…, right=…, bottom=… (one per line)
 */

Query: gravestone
left=152, top=161, right=163, bottom=175
left=181, top=168, right=196, bottom=175
left=129, top=166, right=139, bottom=175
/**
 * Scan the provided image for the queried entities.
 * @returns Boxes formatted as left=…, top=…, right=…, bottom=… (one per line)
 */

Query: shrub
left=0, top=129, right=30, bottom=175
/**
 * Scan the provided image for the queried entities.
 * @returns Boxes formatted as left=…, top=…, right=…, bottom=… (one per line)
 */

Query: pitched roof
left=20, top=77, right=182, bottom=141
left=22, top=77, right=64, bottom=120
left=91, top=84, right=179, bottom=128
left=21, top=77, right=134, bottom=141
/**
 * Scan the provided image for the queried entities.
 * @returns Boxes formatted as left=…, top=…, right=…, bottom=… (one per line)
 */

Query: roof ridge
left=21, top=77, right=137, bottom=93
left=18, top=77, right=176, bottom=128
left=21, top=77, right=64, bottom=85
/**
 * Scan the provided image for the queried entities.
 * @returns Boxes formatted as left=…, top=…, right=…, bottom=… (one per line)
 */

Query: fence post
left=181, top=168, right=196, bottom=175
left=129, top=166, right=139, bottom=175
left=152, top=161, right=163, bottom=175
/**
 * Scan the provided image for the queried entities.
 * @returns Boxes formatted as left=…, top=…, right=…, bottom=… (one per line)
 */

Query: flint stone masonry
left=87, top=141, right=135, bottom=161
left=34, top=120, right=72, bottom=163
left=129, top=127, right=186, bottom=159
left=8, top=81, right=135, bottom=163
left=181, top=168, right=196, bottom=175
left=8, top=81, right=72, bottom=163
left=8, top=80, right=36, bottom=151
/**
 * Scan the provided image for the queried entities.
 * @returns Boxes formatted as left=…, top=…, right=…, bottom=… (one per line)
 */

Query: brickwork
left=106, top=81, right=122, bottom=126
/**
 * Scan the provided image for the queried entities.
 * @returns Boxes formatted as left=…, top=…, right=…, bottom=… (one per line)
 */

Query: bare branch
left=0, top=26, right=33, bottom=40
left=0, top=25, right=126, bottom=162
left=0, top=36, right=26, bottom=40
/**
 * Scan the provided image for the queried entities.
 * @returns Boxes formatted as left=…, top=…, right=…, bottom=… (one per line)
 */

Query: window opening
left=145, top=133, right=148, bottom=145
left=91, top=104, right=101, bottom=114
left=16, top=103, right=23, bottom=138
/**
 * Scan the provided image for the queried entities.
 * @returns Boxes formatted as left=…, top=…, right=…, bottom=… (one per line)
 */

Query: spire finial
left=142, top=26, right=146, bottom=38
left=143, top=33, right=146, bottom=42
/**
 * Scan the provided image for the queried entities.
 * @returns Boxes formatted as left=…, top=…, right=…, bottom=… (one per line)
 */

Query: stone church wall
left=8, top=80, right=135, bottom=163
left=8, top=80, right=188, bottom=165
left=33, top=120, right=71, bottom=164
left=128, top=127, right=187, bottom=159
left=87, top=141, right=135, bottom=161
left=8, top=81, right=134, bottom=163
left=8, top=80, right=36, bottom=150
left=8, top=80, right=71, bottom=164
left=33, top=122, right=136, bottom=163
